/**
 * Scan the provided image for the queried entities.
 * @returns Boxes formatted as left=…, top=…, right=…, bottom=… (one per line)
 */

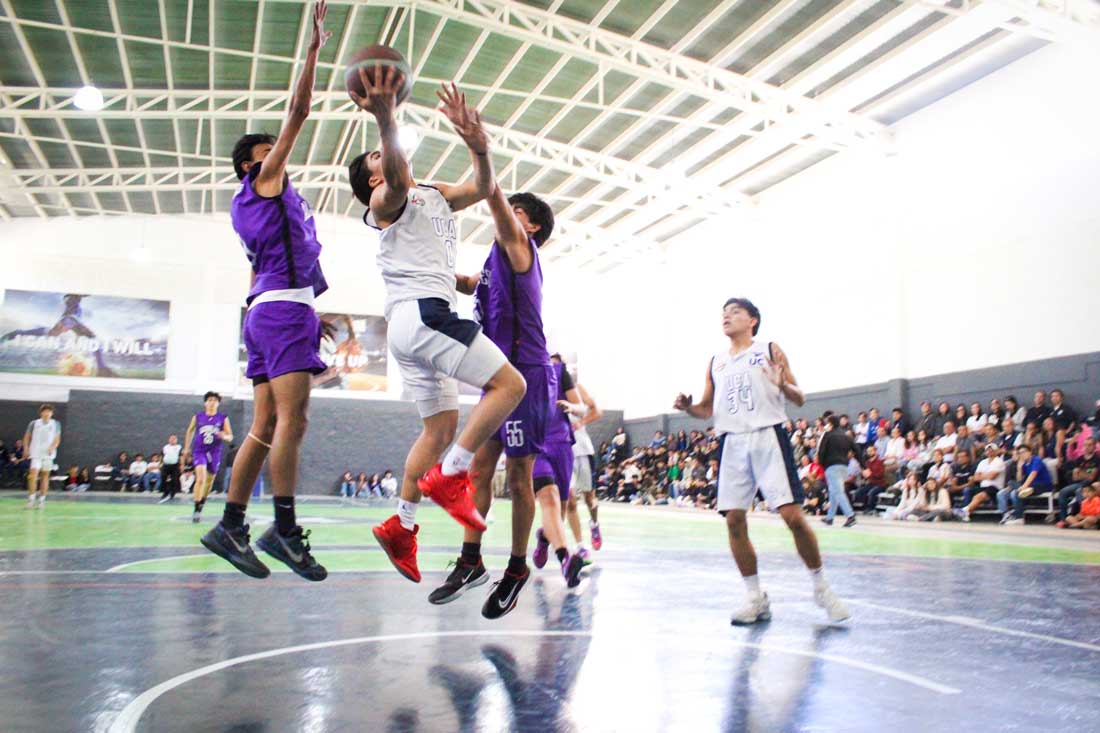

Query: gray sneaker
left=256, top=525, right=327, bottom=581
left=200, top=522, right=270, bottom=578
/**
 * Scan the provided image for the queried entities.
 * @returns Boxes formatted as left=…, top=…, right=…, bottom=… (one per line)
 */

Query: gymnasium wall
left=0, top=389, right=623, bottom=494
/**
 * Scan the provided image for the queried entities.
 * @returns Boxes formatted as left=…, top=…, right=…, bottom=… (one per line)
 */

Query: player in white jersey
left=23, top=404, right=61, bottom=509
left=565, top=376, right=604, bottom=553
left=673, top=298, right=849, bottom=625
left=347, top=73, right=525, bottom=582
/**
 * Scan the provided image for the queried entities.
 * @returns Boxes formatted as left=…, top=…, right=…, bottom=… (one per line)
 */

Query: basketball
left=344, top=45, right=413, bottom=105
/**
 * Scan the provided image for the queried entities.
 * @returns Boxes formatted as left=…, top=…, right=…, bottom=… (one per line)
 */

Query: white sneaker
left=730, top=592, right=771, bottom=626
left=1005, top=517, right=1025, bottom=526
left=25, top=495, right=36, bottom=509
left=815, top=586, right=851, bottom=623
left=36, top=495, right=45, bottom=509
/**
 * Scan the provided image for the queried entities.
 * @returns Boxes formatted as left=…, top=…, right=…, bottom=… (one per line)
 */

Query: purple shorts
left=533, top=441, right=575, bottom=501
left=493, top=363, right=556, bottom=458
left=192, top=446, right=223, bottom=474
left=243, top=301, right=327, bottom=381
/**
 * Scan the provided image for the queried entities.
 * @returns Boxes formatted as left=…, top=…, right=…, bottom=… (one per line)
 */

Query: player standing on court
left=23, top=404, right=61, bottom=510
left=199, top=0, right=332, bottom=581
left=560, top=357, right=603, bottom=554
left=183, top=391, right=233, bottom=523
left=673, top=298, right=850, bottom=625
left=347, top=71, right=526, bottom=583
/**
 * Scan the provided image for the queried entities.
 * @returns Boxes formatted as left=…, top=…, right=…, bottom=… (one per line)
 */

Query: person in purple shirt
left=199, top=1, right=332, bottom=583
left=429, top=187, right=555, bottom=618
left=183, top=391, right=233, bottom=524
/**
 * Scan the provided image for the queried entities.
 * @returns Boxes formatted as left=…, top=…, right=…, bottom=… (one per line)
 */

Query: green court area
left=2, top=495, right=1098, bottom=570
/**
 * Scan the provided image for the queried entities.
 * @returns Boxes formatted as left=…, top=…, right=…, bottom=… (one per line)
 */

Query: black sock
left=194, top=498, right=205, bottom=512
left=461, top=541, right=481, bottom=565
left=507, top=554, right=527, bottom=575
left=274, top=497, right=296, bottom=534
left=555, top=547, right=568, bottom=565
left=223, top=502, right=247, bottom=530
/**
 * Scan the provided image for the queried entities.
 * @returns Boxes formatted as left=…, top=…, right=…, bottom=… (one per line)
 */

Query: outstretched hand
left=437, top=82, right=489, bottom=155
left=673, top=393, right=692, bottom=411
left=309, top=1, right=333, bottom=52
left=349, top=63, right=405, bottom=121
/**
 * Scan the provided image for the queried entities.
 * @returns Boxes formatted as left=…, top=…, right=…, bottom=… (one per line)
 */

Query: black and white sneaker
left=256, top=525, right=327, bottom=581
left=428, top=558, right=488, bottom=605
left=481, top=566, right=530, bottom=620
left=843, top=515, right=857, bottom=528
left=200, top=522, right=270, bottom=578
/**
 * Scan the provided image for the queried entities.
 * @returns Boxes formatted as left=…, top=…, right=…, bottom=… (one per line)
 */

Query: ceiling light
left=73, top=85, right=104, bottom=112
left=398, top=125, right=420, bottom=154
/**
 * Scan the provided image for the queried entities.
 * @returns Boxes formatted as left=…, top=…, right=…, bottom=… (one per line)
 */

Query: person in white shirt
left=380, top=470, right=398, bottom=498
left=884, top=426, right=906, bottom=479
left=127, top=455, right=149, bottom=492
left=918, top=480, right=953, bottom=521
left=926, top=449, right=953, bottom=488
left=142, top=454, right=163, bottom=493
left=24, top=404, right=62, bottom=509
left=619, top=461, right=642, bottom=502
left=888, top=474, right=925, bottom=521
left=158, top=434, right=184, bottom=503
left=965, top=402, right=987, bottom=434
left=935, top=421, right=958, bottom=463
left=954, top=443, right=1007, bottom=522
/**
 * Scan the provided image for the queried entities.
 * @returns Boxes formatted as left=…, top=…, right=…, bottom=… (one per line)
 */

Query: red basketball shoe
left=417, top=464, right=487, bottom=532
left=373, top=515, right=421, bottom=583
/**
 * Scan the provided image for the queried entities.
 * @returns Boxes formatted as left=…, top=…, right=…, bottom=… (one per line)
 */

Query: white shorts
left=571, top=454, right=593, bottom=493
left=388, top=298, right=508, bottom=418
left=30, top=457, right=55, bottom=472
left=717, top=426, right=803, bottom=512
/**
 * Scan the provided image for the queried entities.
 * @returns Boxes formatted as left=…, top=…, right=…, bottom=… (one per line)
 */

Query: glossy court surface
left=2, top=494, right=1099, bottom=732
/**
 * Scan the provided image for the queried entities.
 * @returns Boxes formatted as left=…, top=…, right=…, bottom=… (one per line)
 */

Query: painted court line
left=107, top=628, right=956, bottom=732
left=849, top=599, right=1100, bottom=653
left=105, top=555, right=210, bottom=573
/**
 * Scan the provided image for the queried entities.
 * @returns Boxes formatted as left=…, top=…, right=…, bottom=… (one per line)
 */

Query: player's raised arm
left=254, top=0, right=330, bottom=198
left=484, top=183, right=534, bottom=272
left=433, top=83, right=494, bottom=212
left=767, top=342, right=806, bottom=407
left=349, top=64, right=414, bottom=222
left=674, top=358, right=715, bottom=420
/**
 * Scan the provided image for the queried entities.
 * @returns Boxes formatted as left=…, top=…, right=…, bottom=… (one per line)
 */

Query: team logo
left=749, top=352, right=765, bottom=366
left=411, top=194, right=425, bottom=207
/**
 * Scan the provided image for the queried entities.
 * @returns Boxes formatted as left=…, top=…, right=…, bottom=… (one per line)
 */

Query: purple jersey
left=473, top=239, right=549, bottom=366
left=545, top=362, right=575, bottom=446
left=192, top=412, right=227, bottom=453
left=231, top=164, right=328, bottom=304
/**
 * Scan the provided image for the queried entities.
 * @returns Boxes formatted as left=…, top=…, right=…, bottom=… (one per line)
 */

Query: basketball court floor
left=2, top=494, right=1098, bottom=732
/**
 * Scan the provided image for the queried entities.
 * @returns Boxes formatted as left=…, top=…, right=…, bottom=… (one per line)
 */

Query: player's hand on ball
left=350, top=64, right=405, bottom=118
left=309, top=1, right=332, bottom=51
left=437, top=83, right=489, bottom=155
left=673, top=393, right=692, bottom=411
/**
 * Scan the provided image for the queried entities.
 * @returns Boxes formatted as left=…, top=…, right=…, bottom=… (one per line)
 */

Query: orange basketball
left=344, top=45, right=413, bottom=105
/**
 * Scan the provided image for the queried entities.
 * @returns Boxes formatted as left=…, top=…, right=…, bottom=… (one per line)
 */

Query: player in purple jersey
left=428, top=189, right=555, bottom=618
left=183, top=391, right=233, bottom=524
left=529, top=358, right=587, bottom=588
left=199, top=1, right=332, bottom=582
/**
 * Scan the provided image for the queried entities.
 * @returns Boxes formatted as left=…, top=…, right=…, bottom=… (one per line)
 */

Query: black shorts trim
left=534, top=475, right=556, bottom=491
left=418, top=298, right=481, bottom=347
left=773, top=424, right=805, bottom=503
left=252, top=375, right=270, bottom=386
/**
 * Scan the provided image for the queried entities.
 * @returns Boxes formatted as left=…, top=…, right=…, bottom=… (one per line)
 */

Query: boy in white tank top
left=673, top=298, right=850, bottom=625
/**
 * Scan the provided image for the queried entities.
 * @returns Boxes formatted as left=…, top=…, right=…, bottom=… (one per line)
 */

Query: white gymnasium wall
left=568, top=42, right=1100, bottom=416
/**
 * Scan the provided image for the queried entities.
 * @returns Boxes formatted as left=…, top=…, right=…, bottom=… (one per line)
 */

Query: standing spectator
left=997, top=445, right=1052, bottom=525
left=914, top=402, right=936, bottom=438
left=855, top=445, right=886, bottom=514
left=890, top=407, right=911, bottom=437
left=160, top=434, right=183, bottom=502
left=817, top=415, right=856, bottom=527
left=966, top=402, right=987, bottom=434
left=955, top=443, right=1007, bottom=521
left=23, top=404, right=62, bottom=510
left=380, top=469, right=398, bottom=498
left=1057, top=482, right=1100, bottom=529
left=1055, top=437, right=1098, bottom=522
left=142, top=454, right=163, bottom=493
left=339, top=471, right=355, bottom=498
left=936, top=422, right=958, bottom=463
left=127, top=454, right=148, bottom=492
left=1004, top=395, right=1027, bottom=429
left=932, top=402, right=952, bottom=437
left=1024, top=390, right=1051, bottom=429
left=987, top=398, right=1005, bottom=429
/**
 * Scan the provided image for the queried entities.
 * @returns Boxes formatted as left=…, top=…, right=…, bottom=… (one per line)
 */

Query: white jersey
left=571, top=418, right=595, bottom=457
left=710, top=341, right=788, bottom=435
left=27, top=418, right=61, bottom=459
left=367, top=185, right=459, bottom=319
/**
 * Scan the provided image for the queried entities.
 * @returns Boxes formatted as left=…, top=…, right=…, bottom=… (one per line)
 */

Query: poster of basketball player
left=237, top=308, right=388, bottom=391
left=0, top=290, right=170, bottom=379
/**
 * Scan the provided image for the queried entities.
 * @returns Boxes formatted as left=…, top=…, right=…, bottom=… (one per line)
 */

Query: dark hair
left=722, top=297, right=761, bottom=335
left=826, top=415, right=839, bottom=429
left=1051, top=388, right=1064, bottom=398
left=348, top=151, right=374, bottom=206
left=204, top=391, right=222, bottom=403
left=39, top=403, right=54, bottom=413
left=232, top=133, right=276, bottom=180
left=1005, top=395, right=1018, bottom=405
left=508, top=192, right=554, bottom=247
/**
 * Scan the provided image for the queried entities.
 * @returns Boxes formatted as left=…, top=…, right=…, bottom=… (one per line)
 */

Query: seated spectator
left=932, top=402, right=952, bottom=437
left=1004, top=395, right=1027, bottom=429
left=955, top=424, right=977, bottom=464
left=954, top=404, right=969, bottom=432
left=891, top=407, right=910, bottom=436
left=947, top=449, right=976, bottom=504
left=353, top=472, right=368, bottom=497
left=111, top=451, right=131, bottom=491
left=925, top=449, right=953, bottom=488
left=180, top=462, right=195, bottom=495
left=999, top=417, right=1022, bottom=454
left=996, top=445, right=1053, bottom=525
left=126, top=454, right=148, bottom=492
left=1024, top=390, right=1051, bottom=430
left=339, top=471, right=355, bottom=498
left=802, top=478, right=826, bottom=515
left=955, top=443, right=1006, bottom=521
left=1056, top=437, right=1098, bottom=522
left=936, top=422, right=958, bottom=463
left=1057, top=482, right=1099, bottom=529
left=1040, top=416, right=1062, bottom=484
left=888, top=474, right=924, bottom=521
left=966, top=402, right=987, bottom=433
left=369, top=473, right=383, bottom=497
left=617, top=461, right=641, bottom=502
left=919, top=480, right=953, bottom=522
left=987, top=398, right=1004, bottom=429
left=854, top=412, right=870, bottom=455
left=883, top=426, right=906, bottom=481
left=854, top=445, right=887, bottom=513
left=64, top=465, right=91, bottom=492
left=142, top=454, right=162, bottom=493
left=901, top=431, right=921, bottom=474
left=914, top=401, right=936, bottom=438
left=380, top=469, right=398, bottom=498
left=1021, top=422, right=1043, bottom=456
left=649, top=430, right=667, bottom=449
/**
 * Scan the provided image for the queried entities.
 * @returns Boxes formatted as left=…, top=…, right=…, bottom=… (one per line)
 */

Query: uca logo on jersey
left=749, top=352, right=765, bottom=366
left=411, top=193, right=426, bottom=207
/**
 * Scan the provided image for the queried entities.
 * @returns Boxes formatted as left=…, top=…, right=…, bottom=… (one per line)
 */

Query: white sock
left=397, top=499, right=419, bottom=531
left=743, top=574, right=762, bottom=597
left=589, top=519, right=598, bottom=528
left=441, top=444, right=474, bottom=476
left=809, top=566, right=827, bottom=592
